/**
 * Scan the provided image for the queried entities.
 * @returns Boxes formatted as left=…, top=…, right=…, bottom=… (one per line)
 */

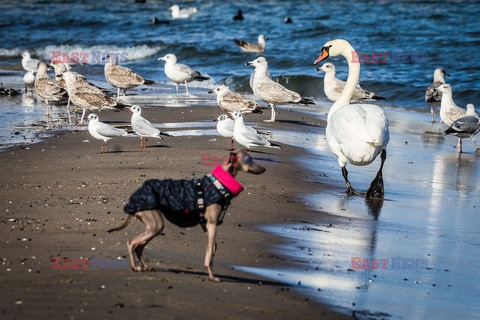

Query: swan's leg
left=456, top=138, right=463, bottom=153
left=366, top=149, right=387, bottom=199
left=341, top=165, right=362, bottom=196
left=263, top=104, right=276, bottom=123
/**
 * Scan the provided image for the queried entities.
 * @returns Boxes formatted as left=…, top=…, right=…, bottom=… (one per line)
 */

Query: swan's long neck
left=328, top=45, right=360, bottom=121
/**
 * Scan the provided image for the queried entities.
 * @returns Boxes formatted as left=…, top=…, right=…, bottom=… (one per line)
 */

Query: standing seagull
left=130, top=105, right=171, bottom=148
left=437, top=84, right=468, bottom=127
left=314, top=39, right=389, bottom=198
left=63, top=71, right=127, bottom=124
left=234, top=34, right=267, bottom=54
left=104, top=54, right=155, bottom=101
left=231, top=111, right=281, bottom=151
left=214, top=114, right=236, bottom=150
left=209, top=85, right=263, bottom=114
left=169, top=4, right=197, bottom=19
left=317, top=63, right=385, bottom=103
left=445, top=104, right=480, bottom=153
left=21, top=51, right=41, bottom=73
left=158, top=53, right=210, bottom=95
left=425, top=68, right=450, bottom=122
left=34, top=61, right=68, bottom=116
left=247, top=57, right=314, bottom=122
left=87, top=113, right=128, bottom=153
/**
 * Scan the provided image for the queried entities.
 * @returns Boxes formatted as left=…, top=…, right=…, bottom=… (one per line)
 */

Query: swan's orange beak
left=314, top=47, right=330, bottom=64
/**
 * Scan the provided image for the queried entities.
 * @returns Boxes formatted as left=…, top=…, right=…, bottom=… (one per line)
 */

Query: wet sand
left=0, top=101, right=350, bottom=319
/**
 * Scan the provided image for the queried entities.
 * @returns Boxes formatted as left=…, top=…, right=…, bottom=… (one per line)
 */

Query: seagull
left=444, top=104, right=480, bottom=153
left=247, top=57, right=314, bottom=122
left=209, top=85, right=263, bottom=114
left=169, top=4, right=197, bottom=19
left=87, top=113, right=128, bottom=153
left=21, top=51, right=41, bottom=73
left=425, top=68, right=450, bottom=122
left=233, top=34, right=267, bottom=54
left=34, top=61, right=68, bottom=116
left=104, top=54, right=155, bottom=101
left=317, top=63, right=385, bottom=103
left=158, top=53, right=210, bottom=95
left=63, top=71, right=127, bottom=124
left=214, top=114, right=235, bottom=150
left=425, top=68, right=449, bottom=103
left=231, top=111, right=281, bottom=151
left=437, top=84, right=468, bottom=127
left=130, top=105, right=171, bottom=148
left=23, top=71, right=36, bottom=94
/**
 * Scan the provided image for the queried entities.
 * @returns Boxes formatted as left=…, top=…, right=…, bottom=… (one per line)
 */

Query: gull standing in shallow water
left=425, top=68, right=450, bottom=122
left=231, top=111, right=281, bottom=151
left=34, top=61, right=68, bottom=116
left=87, top=113, right=128, bottom=153
left=130, top=105, right=171, bottom=148
left=104, top=54, right=155, bottom=101
left=63, top=71, right=127, bottom=124
left=247, top=57, right=314, bottom=122
left=209, top=85, right=263, bottom=114
left=317, top=62, right=385, bottom=103
left=314, top=39, right=389, bottom=199
left=158, top=53, right=210, bottom=95
left=21, top=51, right=41, bottom=73
left=233, top=34, right=267, bottom=54
left=23, top=71, right=36, bottom=94
left=445, top=104, right=480, bottom=153
left=214, top=114, right=235, bottom=150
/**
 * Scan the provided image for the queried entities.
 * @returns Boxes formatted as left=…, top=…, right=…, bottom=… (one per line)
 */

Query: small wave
left=0, top=44, right=164, bottom=64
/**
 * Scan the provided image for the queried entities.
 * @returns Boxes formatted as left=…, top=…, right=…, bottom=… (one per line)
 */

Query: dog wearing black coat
left=108, top=151, right=265, bottom=282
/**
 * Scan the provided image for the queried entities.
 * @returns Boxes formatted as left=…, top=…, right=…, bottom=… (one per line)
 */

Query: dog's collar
left=211, top=166, right=244, bottom=196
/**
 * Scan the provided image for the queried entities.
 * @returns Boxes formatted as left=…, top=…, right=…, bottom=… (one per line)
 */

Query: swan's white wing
left=361, top=104, right=389, bottom=146
left=96, top=122, right=127, bottom=138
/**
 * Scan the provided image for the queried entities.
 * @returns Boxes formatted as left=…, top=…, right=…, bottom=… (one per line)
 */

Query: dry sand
left=0, top=105, right=350, bottom=319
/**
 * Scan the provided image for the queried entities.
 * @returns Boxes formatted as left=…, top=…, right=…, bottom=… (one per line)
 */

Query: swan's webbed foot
left=346, top=182, right=363, bottom=196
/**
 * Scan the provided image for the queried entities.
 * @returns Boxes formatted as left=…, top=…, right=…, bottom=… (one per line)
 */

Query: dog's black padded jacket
left=123, top=176, right=232, bottom=228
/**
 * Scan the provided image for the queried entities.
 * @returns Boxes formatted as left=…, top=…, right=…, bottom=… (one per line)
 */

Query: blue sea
left=1, top=1, right=480, bottom=319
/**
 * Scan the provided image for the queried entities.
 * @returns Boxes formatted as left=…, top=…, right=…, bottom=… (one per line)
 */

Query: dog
left=108, top=151, right=265, bottom=282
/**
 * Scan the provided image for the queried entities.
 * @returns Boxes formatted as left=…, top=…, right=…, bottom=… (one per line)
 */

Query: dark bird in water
left=233, top=9, right=244, bottom=21
left=284, top=17, right=293, bottom=23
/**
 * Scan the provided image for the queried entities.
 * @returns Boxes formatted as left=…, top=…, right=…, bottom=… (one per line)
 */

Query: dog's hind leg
left=204, top=204, right=221, bottom=282
left=127, top=210, right=164, bottom=272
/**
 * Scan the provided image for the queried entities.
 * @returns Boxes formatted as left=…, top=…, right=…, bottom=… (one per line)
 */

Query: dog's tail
left=107, top=215, right=133, bottom=233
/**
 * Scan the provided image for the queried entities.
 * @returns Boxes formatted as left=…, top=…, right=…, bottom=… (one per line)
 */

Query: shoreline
left=0, top=104, right=351, bottom=319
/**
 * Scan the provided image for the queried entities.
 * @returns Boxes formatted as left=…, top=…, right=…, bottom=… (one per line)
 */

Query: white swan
left=314, top=39, right=389, bottom=198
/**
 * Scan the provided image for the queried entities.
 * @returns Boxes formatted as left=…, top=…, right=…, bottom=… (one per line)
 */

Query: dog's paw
left=131, top=266, right=143, bottom=272
left=209, top=276, right=221, bottom=283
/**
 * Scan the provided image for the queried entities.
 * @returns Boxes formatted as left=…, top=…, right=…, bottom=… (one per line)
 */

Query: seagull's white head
left=130, top=105, right=142, bottom=114
left=231, top=111, right=243, bottom=120
left=22, top=51, right=30, bottom=59
left=215, top=114, right=230, bottom=122
left=87, top=113, right=99, bottom=122
left=433, top=68, right=450, bottom=83
left=168, top=5, right=179, bottom=11
left=317, top=62, right=335, bottom=73
left=246, top=56, right=267, bottom=68
left=211, top=85, right=229, bottom=95
left=158, top=53, right=177, bottom=64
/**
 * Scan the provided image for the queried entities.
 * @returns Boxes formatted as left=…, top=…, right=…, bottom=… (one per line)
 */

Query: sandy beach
left=0, top=102, right=354, bottom=319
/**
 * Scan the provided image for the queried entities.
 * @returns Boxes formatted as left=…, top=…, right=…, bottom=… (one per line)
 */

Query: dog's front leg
left=204, top=204, right=221, bottom=282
